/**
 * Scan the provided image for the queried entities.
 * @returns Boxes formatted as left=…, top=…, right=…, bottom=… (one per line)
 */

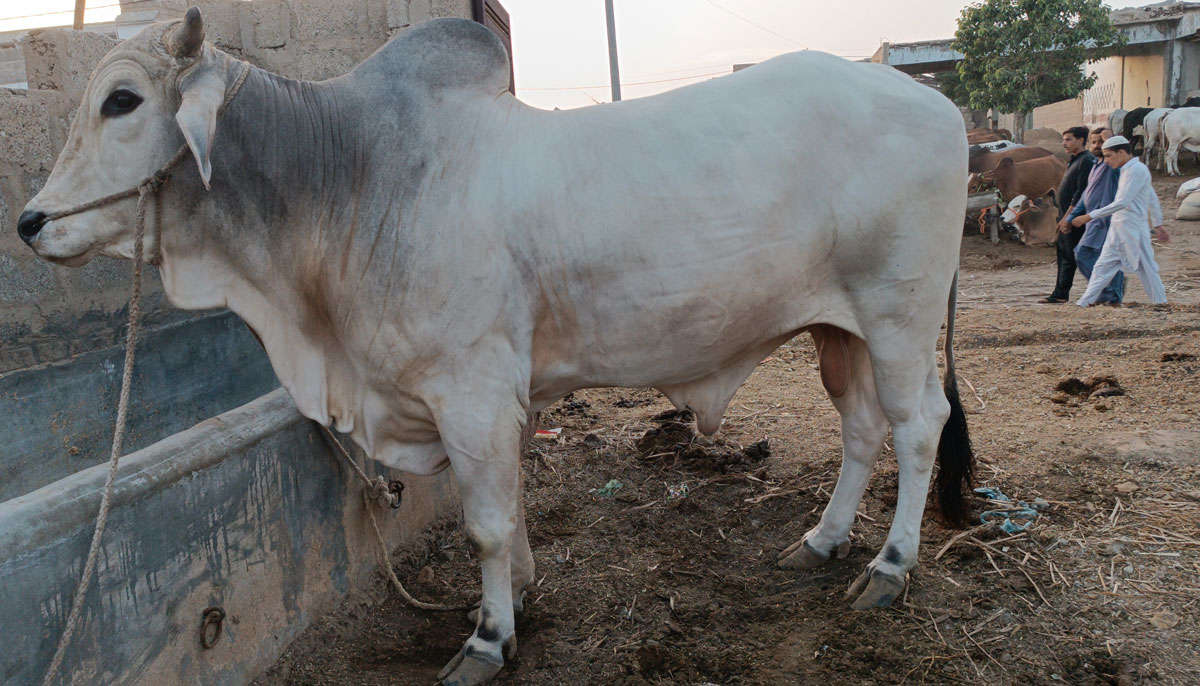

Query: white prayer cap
left=1102, top=135, right=1130, bottom=149
left=1000, top=194, right=1028, bottom=223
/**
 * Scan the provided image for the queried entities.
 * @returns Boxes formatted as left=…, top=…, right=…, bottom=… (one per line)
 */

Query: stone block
left=117, top=0, right=186, bottom=14
left=192, top=0, right=245, bottom=51
left=252, top=0, right=290, bottom=49
left=430, top=0, right=471, bottom=20
left=20, top=29, right=119, bottom=101
left=289, top=0, right=373, bottom=42
left=0, top=89, right=76, bottom=175
left=0, top=44, right=25, bottom=87
left=287, top=45, right=364, bottom=81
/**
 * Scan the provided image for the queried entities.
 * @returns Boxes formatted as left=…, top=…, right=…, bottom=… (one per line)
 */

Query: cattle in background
left=1163, top=107, right=1200, bottom=175
left=1141, top=108, right=1174, bottom=169
left=1001, top=195, right=1058, bottom=246
left=973, top=156, right=1066, bottom=204
left=967, top=127, right=1011, bottom=144
left=1110, top=109, right=1128, bottom=140
left=19, top=10, right=977, bottom=683
left=968, top=145, right=1053, bottom=174
left=1122, top=106, right=1156, bottom=151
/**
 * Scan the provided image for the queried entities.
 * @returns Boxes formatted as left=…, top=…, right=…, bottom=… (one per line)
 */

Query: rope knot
left=366, top=476, right=402, bottom=508
left=139, top=171, right=171, bottom=195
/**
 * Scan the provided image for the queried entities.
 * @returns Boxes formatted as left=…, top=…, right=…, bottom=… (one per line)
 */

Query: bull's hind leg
left=779, top=326, right=887, bottom=569
left=845, top=340, right=950, bottom=609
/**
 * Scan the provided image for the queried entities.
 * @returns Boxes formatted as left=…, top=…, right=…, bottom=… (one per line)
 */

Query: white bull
left=1140, top=107, right=1173, bottom=170
left=1163, top=107, right=1200, bottom=175
left=19, top=9, right=974, bottom=685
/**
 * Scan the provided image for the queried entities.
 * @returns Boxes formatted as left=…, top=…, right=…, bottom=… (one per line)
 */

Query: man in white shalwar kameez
left=1073, top=135, right=1170, bottom=307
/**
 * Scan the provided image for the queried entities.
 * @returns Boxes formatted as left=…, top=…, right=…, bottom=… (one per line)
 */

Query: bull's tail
left=934, top=268, right=976, bottom=528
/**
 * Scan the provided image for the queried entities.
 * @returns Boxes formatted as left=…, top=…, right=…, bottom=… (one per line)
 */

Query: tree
left=950, top=0, right=1125, bottom=131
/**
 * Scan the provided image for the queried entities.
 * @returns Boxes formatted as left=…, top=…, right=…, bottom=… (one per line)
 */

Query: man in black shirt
left=1043, top=125, right=1097, bottom=303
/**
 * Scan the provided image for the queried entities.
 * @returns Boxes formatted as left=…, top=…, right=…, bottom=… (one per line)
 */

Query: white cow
left=1140, top=107, right=1173, bottom=170
left=1109, top=108, right=1128, bottom=141
left=1163, top=107, right=1200, bottom=175
left=19, top=10, right=974, bottom=684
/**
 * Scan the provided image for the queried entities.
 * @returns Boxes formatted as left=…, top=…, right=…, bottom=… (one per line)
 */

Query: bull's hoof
left=777, top=537, right=850, bottom=570
left=438, top=647, right=504, bottom=686
left=846, top=567, right=906, bottom=610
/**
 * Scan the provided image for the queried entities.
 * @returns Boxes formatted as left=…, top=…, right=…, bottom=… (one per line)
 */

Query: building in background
left=872, top=0, right=1200, bottom=132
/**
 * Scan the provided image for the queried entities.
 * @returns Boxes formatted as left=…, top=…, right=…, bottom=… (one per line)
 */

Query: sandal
left=1039, top=296, right=1067, bottom=303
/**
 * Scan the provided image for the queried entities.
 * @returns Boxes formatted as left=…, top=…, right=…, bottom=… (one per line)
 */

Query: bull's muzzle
left=17, top=209, right=48, bottom=246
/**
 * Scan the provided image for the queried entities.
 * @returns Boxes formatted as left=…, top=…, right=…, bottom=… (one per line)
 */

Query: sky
left=0, top=0, right=1159, bottom=109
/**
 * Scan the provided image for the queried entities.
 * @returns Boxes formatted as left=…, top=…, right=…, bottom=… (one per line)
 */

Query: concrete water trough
left=0, top=311, right=455, bottom=685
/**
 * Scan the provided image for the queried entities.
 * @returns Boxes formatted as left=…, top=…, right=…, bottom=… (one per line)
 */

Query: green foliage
left=935, top=70, right=971, bottom=107
left=951, top=0, right=1125, bottom=113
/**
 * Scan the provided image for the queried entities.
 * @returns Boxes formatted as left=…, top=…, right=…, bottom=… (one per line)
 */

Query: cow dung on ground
left=1054, top=375, right=1124, bottom=399
left=636, top=408, right=771, bottom=474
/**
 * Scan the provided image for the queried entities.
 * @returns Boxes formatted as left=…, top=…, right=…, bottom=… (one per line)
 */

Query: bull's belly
left=528, top=282, right=858, bottom=434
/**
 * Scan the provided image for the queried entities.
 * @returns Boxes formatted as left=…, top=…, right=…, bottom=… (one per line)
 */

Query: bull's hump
left=354, top=18, right=510, bottom=97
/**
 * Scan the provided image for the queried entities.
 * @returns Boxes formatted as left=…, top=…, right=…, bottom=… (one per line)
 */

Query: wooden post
left=73, top=0, right=86, bottom=29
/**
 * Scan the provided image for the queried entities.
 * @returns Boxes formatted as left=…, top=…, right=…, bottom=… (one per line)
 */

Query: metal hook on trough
left=200, top=606, right=226, bottom=649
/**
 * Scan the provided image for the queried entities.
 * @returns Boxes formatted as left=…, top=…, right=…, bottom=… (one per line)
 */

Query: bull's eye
left=101, top=89, right=143, bottom=118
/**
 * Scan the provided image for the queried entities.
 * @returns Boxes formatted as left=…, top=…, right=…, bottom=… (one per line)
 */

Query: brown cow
left=966, top=127, right=1012, bottom=144
left=967, top=145, right=1053, bottom=174
left=1001, top=195, right=1058, bottom=246
left=983, top=155, right=1067, bottom=202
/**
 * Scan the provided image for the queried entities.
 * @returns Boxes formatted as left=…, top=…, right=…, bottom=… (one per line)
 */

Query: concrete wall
left=21, top=28, right=120, bottom=99
left=1031, top=97, right=1085, bottom=134
left=0, top=311, right=278, bottom=501
left=132, top=0, right=474, bottom=81
left=1124, top=53, right=1166, bottom=109
left=0, top=41, right=25, bottom=87
left=1083, top=50, right=1170, bottom=126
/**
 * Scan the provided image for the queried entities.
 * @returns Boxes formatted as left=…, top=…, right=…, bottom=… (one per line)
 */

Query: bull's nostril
left=17, top=210, right=48, bottom=245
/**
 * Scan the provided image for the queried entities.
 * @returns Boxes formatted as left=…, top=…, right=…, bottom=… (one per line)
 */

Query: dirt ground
left=255, top=170, right=1200, bottom=686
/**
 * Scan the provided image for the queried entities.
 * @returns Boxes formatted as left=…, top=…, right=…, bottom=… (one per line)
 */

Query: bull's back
left=507, top=51, right=965, bottom=268
left=483, top=52, right=966, bottom=389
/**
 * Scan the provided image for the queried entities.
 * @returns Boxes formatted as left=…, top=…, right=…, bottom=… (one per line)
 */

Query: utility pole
left=73, top=0, right=86, bottom=29
left=604, top=0, right=621, bottom=102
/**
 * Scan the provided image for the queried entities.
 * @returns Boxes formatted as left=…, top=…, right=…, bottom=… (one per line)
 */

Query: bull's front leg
left=434, top=399, right=528, bottom=686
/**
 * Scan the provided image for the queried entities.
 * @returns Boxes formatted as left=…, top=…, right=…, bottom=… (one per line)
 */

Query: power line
left=702, top=0, right=808, bottom=50
left=521, top=69, right=730, bottom=91
left=0, top=0, right=157, bottom=24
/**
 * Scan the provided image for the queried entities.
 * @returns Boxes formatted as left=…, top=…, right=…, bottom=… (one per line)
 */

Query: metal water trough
left=0, top=311, right=455, bottom=685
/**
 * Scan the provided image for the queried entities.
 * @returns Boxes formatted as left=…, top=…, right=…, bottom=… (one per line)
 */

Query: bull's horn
left=166, top=6, right=205, bottom=58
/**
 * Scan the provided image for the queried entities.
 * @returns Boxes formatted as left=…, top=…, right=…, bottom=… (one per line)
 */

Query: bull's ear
left=175, top=68, right=224, bottom=189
